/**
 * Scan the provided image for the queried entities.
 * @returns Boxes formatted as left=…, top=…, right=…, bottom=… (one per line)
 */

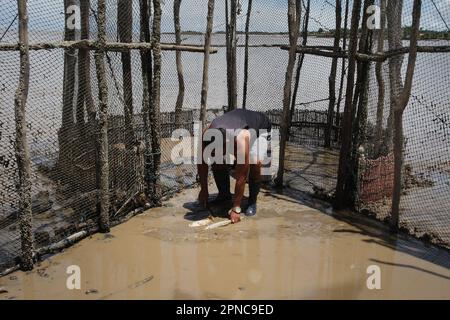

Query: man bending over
left=197, top=109, right=272, bottom=224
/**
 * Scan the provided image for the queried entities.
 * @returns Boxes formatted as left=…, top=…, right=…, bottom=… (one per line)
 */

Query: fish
left=205, top=220, right=232, bottom=230
left=205, top=216, right=244, bottom=230
left=189, top=218, right=213, bottom=228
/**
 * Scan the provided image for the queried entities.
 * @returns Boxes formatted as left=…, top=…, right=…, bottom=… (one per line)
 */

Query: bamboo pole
left=324, top=0, right=342, bottom=148
left=275, top=0, right=300, bottom=188
left=242, top=0, right=253, bottom=110
left=200, top=0, right=215, bottom=128
left=334, top=0, right=362, bottom=209
left=174, top=0, right=185, bottom=128
left=15, top=0, right=33, bottom=271
left=374, top=0, right=386, bottom=157
left=94, top=0, right=110, bottom=233
left=149, top=0, right=163, bottom=206
left=139, top=0, right=154, bottom=198
left=118, top=0, right=136, bottom=148
left=390, top=0, right=422, bottom=231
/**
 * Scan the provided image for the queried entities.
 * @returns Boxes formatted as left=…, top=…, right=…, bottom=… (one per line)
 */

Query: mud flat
left=1, top=183, right=450, bottom=300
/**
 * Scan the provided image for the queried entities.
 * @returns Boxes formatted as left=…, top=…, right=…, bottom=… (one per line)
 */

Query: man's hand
left=198, top=188, right=209, bottom=208
left=229, top=210, right=241, bottom=224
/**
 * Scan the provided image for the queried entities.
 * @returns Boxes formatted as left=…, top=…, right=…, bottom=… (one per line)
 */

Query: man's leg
left=211, top=164, right=232, bottom=204
left=246, top=162, right=261, bottom=216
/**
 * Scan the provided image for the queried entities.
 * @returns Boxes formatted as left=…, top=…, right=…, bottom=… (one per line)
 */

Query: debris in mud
left=85, top=289, right=99, bottom=295
left=129, top=276, right=154, bottom=289
left=312, top=186, right=334, bottom=202
left=37, top=268, right=49, bottom=278
left=0, top=287, right=8, bottom=294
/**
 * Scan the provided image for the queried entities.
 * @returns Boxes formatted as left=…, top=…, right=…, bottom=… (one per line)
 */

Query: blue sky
left=1, top=0, right=449, bottom=34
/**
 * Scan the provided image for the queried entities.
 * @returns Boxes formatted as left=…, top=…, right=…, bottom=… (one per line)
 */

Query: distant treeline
left=312, top=27, right=450, bottom=40
left=163, top=28, right=449, bottom=40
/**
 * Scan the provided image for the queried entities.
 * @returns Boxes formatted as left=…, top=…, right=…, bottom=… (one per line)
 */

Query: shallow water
left=1, top=184, right=450, bottom=300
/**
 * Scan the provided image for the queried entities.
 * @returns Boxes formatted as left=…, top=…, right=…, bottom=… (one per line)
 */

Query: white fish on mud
left=205, top=216, right=244, bottom=230
left=205, top=220, right=231, bottom=230
left=189, top=218, right=213, bottom=228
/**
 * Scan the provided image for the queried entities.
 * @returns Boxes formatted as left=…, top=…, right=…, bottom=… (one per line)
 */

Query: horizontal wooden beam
left=0, top=40, right=218, bottom=53
left=280, top=45, right=450, bottom=62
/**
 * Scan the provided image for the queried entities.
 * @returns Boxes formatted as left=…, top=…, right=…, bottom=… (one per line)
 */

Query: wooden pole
left=139, top=0, right=154, bottom=197
left=200, top=0, right=215, bottom=128
left=118, top=0, right=136, bottom=148
left=334, top=0, right=362, bottom=209
left=275, top=0, right=300, bottom=188
left=226, top=0, right=238, bottom=110
left=76, top=0, right=96, bottom=134
left=62, top=0, right=76, bottom=129
left=150, top=0, right=163, bottom=206
left=15, top=0, right=33, bottom=271
left=174, top=0, right=185, bottom=128
left=76, top=0, right=95, bottom=128
left=94, top=0, right=110, bottom=233
left=335, top=0, right=349, bottom=142
left=346, top=0, right=374, bottom=200
left=290, top=0, right=311, bottom=136
left=390, top=0, right=422, bottom=231
left=58, top=0, right=77, bottom=188
left=374, top=0, right=386, bottom=157
left=242, top=0, right=253, bottom=110
left=324, top=0, right=342, bottom=148
left=278, top=45, right=450, bottom=61
left=0, top=41, right=219, bottom=53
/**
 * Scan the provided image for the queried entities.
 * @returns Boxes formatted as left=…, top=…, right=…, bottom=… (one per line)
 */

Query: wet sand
left=1, top=183, right=450, bottom=300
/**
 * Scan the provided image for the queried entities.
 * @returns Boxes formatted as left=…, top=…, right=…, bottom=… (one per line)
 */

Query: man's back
left=210, top=109, right=271, bottom=134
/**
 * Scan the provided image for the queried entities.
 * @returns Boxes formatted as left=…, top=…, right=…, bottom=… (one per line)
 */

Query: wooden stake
left=118, top=0, right=136, bottom=148
left=334, top=0, right=362, bottom=209
left=390, top=0, right=422, bottom=231
left=242, top=0, right=253, bottom=110
left=150, top=0, right=163, bottom=206
left=15, top=0, right=33, bottom=271
left=94, top=0, right=110, bottom=233
left=374, top=0, right=387, bottom=157
left=174, top=0, right=185, bottom=128
left=275, top=0, right=300, bottom=188
left=139, top=0, right=153, bottom=197
left=200, top=0, right=215, bottom=128
left=324, top=0, right=342, bottom=148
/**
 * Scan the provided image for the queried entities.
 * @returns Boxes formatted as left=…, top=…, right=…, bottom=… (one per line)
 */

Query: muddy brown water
left=1, top=183, right=450, bottom=300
